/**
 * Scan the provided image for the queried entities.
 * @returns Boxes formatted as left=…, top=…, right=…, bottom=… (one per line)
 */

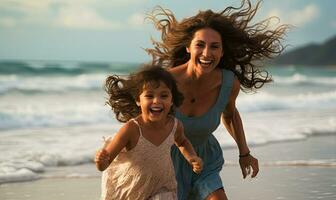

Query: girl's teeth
left=150, top=107, right=162, bottom=111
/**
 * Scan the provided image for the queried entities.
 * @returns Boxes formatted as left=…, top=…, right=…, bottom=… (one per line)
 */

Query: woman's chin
left=197, top=64, right=215, bottom=73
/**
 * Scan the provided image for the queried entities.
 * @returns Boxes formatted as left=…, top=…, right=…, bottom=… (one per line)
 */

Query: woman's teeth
left=199, top=59, right=212, bottom=64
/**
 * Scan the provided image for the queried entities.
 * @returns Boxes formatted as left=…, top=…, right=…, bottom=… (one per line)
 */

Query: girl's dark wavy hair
left=145, top=0, right=290, bottom=92
left=105, top=65, right=184, bottom=122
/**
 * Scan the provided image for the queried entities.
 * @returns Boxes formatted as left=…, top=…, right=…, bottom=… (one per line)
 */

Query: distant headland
left=272, top=35, right=336, bottom=66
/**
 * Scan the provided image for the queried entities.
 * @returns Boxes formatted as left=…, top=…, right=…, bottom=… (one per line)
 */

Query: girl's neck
left=138, top=115, right=170, bottom=129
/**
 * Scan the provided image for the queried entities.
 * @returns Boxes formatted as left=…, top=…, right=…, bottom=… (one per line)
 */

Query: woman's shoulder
left=167, top=64, right=187, bottom=79
left=220, top=68, right=235, bottom=78
left=226, top=76, right=240, bottom=102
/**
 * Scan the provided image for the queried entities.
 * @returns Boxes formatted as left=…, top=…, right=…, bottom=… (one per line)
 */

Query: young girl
left=95, top=66, right=203, bottom=200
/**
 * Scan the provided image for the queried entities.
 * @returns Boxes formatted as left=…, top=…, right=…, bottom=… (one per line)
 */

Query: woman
left=146, top=0, right=288, bottom=199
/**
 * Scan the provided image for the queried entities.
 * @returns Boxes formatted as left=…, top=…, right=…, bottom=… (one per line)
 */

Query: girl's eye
left=144, top=94, right=153, bottom=98
left=161, top=94, right=168, bottom=98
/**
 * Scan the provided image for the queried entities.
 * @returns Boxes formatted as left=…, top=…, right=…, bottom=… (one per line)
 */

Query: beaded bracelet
left=239, top=151, right=250, bottom=158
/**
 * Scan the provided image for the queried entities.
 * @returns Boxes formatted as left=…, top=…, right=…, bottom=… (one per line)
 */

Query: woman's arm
left=174, top=120, right=203, bottom=174
left=221, top=78, right=259, bottom=178
left=95, top=122, right=135, bottom=171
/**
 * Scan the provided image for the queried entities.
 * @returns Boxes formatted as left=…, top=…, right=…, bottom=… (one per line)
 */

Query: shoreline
left=1, top=134, right=335, bottom=200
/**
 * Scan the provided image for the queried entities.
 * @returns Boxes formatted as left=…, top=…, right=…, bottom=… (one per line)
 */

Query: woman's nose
left=202, top=46, right=210, bottom=57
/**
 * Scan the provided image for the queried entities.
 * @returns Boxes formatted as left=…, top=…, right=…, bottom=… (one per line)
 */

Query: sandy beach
left=1, top=135, right=335, bottom=200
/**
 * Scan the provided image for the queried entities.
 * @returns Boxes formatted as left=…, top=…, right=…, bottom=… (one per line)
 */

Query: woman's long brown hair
left=145, top=0, right=290, bottom=91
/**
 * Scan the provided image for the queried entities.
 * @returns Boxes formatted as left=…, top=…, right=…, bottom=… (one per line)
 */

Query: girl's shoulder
left=111, top=118, right=142, bottom=151
left=169, top=116, right=183, bottom=134
left=171, top=116, right=182, bottom=126
left=117, top=118, right=141, bottom=138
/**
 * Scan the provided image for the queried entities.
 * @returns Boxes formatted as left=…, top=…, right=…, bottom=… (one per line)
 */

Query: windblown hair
left=145, top=0, right=290, bottom=91
left=105, top=65, right=184, bottom=122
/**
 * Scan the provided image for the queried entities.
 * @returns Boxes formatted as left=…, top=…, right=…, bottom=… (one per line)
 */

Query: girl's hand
left=239, top=154, right=259, bottom=179
left=95, top=149, right=111, bottom=171
left=190, top=156, right=203, bottom=174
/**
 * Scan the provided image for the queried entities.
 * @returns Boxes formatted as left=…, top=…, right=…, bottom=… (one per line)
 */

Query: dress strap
left=131, top=119, right=143, bottom=136
left=222, top=69, right=235, bottom=87
left=215, top=69, right=235, bottom=108
left=171, top=117, right=178, bottom=135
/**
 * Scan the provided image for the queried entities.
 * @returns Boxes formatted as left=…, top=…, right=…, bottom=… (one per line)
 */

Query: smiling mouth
left=149, top=107, right=164, bottom=115
left=198, top=59, right=213, bottom=66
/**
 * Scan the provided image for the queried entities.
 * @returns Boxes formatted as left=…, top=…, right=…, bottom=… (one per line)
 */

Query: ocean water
left=0, top=61, right=335, bottom=184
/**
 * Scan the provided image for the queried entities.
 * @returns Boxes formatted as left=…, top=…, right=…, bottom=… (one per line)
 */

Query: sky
left=0, top=0, right=335, bottom=63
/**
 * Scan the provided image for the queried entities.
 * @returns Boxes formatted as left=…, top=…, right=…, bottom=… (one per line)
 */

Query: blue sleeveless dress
left=171, top=69, right=234, bottom=200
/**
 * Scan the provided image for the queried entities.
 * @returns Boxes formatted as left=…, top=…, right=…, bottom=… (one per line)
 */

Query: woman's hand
left=239, top=154, right=259, bottom=179
left=189, top=156, right=203, bottom=174
left=95, top=149, right=111, bottom=171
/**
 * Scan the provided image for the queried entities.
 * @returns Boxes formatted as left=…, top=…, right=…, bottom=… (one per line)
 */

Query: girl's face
left=186, top=28, right=223, bottom=74
left=137, top=81, right=173, bottom=122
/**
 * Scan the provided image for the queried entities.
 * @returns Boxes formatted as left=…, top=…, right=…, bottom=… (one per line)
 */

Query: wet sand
left=1, top=135, right=335, bottom=200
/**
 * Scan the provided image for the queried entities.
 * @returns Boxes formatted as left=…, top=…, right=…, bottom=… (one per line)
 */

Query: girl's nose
left=153, top=97, right=160, bottom=103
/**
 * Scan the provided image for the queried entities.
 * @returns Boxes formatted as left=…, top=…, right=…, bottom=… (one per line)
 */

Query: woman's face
left=186, top=28, right=223, bottom=74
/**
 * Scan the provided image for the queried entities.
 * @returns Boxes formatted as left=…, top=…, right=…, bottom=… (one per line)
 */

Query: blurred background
left=0, top=0, right=335, bottom=62
left=0, top=0, right=335, bottom=200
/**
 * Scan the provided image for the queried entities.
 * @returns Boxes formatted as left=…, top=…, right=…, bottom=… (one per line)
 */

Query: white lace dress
left=100, top=118, right=178, bottom=200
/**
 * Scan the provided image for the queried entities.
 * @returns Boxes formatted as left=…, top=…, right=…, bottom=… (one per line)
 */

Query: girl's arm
left=221, top=78, right=259, bottom=178
left=95, top=121, right=136, bottom=171
left=174, top=121, right=203, bottom=174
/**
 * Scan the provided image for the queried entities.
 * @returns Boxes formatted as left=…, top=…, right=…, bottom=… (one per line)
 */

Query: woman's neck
left=185, top=62, right=216, bottom=84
